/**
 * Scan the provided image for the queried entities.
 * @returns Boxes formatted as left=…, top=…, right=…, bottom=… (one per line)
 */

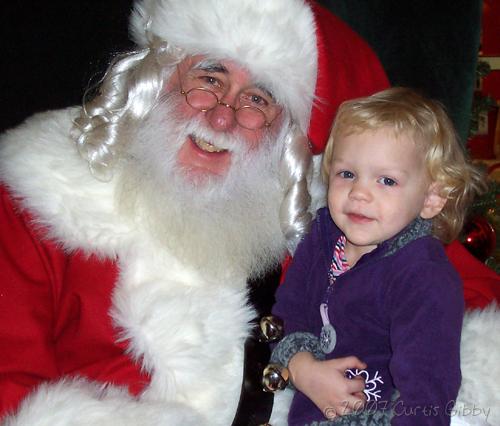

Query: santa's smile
left=190, top=135, right=228, bottom=153
left=176, top=134, right=232, bottom=177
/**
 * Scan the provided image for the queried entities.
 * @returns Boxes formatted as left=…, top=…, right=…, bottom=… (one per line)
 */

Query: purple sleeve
left=387, top=261, right=464, bottom=426
left=272, top=225, right=319, bottom=337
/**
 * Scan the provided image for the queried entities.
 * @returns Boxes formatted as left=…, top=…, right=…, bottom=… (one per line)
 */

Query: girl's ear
left=420, top=182, right=447, bottom=219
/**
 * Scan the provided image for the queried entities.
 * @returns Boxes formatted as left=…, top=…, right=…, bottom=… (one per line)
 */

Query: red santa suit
left=0, top=1, right=499, bottom=426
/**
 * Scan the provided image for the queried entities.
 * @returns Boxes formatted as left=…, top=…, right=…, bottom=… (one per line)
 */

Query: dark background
left=1, top=1, right=133, bottom=132
left=1, top=1, right=482, bottom=142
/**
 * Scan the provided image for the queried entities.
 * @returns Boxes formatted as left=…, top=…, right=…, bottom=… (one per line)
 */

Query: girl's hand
left=288, top=352, right=367, bottom=419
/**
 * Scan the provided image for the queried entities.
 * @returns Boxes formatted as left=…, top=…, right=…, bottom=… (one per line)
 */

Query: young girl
left=271, top=87, right=486, bottom=425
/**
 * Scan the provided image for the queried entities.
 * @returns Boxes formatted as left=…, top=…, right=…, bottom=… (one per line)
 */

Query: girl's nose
left=349, top=181, right=372, bottom=202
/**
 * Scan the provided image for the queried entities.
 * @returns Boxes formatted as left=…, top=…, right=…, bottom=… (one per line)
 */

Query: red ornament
left=462, top=215, right=497, bottom=262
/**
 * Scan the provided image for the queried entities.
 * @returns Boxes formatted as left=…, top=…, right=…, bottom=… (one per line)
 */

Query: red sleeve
left=445, top=240, right=500, bottom=310
left=0, top=185, right=65, bottom=416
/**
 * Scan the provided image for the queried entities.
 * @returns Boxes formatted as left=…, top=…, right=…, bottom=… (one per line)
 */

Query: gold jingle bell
left=262, top=363, right=289, bottom=392
left=259, top=315, right=284, bottom=343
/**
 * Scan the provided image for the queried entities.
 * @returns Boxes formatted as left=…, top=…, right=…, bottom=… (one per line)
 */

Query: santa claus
left=0, top=1, right=498, bottom=425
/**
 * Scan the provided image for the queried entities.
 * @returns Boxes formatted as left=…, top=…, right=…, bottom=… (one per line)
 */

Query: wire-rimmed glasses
left=177, top=66, right=281, bottom=130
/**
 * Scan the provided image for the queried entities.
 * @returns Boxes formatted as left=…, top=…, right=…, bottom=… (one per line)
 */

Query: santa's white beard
left=116, top=96, right=288, bottom=280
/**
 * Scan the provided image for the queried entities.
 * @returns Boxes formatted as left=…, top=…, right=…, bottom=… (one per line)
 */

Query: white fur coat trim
left=2, top=379, right=205, bottom=426
left=455, top=306, right=500, bottom=425
left=0, top=108, right=130, bottom=259
left=130, top=0, right=318, bottom=135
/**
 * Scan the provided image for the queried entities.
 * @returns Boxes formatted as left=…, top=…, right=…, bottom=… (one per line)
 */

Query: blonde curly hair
left=322, top=87, right=487, bottom=243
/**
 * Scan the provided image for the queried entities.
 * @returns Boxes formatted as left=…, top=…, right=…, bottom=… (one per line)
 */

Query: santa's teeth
left=193, top=137, right=226, bottom=153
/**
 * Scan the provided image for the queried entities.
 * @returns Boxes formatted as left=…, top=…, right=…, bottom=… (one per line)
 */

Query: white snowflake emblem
left=345, top=369, right=384, bottom=402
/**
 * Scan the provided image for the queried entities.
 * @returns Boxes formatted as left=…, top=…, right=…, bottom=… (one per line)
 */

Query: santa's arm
left=0, top=187, right=208, bottom=426
left=0, top=186, right=61, bottom=417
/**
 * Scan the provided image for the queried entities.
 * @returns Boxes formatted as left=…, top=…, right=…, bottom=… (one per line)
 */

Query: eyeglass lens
left=185, top=89, right=268, bottom=129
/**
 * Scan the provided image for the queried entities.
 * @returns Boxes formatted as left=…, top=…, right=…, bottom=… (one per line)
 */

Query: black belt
left=231, top=269, right=281, bottom=426
left=231, top=331, right=274, bottom=426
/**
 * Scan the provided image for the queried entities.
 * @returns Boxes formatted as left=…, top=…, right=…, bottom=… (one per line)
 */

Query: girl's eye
left=338, top=171, right=355, bottom=179
left=378, top=177, right=397, bottom=186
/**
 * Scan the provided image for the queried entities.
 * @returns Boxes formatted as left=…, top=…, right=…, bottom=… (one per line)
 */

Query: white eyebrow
left=193, top=59, right=227, bottom=73
left=192, top=59, right=276, bottom=101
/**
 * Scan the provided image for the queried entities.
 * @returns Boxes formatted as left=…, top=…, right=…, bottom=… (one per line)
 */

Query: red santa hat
left=129, top=0, right=389, bottom=154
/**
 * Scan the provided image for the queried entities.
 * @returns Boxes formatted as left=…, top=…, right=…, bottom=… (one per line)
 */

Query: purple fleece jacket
left=272, top=207, right=464, bottom=426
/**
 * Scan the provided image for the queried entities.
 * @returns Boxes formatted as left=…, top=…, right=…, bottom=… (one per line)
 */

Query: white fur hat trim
left=129, top=0, right=318, bottom=134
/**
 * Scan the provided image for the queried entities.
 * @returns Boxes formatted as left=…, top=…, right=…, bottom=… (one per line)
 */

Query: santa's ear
left=420, top=182, right=447, bottom=219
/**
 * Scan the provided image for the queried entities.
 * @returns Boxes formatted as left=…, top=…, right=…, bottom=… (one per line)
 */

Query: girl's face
left=327, top=127, right=442, bottom=265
